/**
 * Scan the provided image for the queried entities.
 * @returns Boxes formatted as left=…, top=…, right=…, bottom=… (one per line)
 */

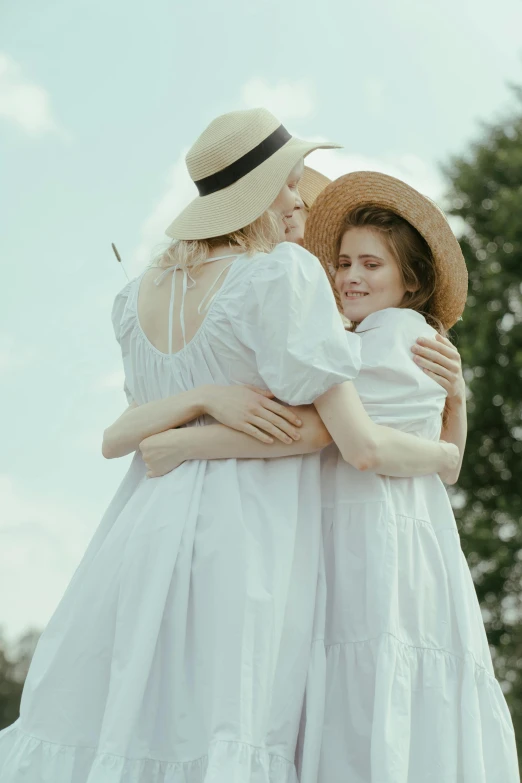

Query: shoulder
left=357, top=307, right=436, bottom=344
left=248, top=242, right=325, bottom=284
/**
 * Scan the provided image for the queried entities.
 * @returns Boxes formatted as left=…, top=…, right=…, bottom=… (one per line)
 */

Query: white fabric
left=0, top=243, right=361, bottom=783
left=318, top=308, right=520, bottom=783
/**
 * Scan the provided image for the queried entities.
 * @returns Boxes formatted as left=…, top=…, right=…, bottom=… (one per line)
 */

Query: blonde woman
left=0, top=111, right=458, bottom=783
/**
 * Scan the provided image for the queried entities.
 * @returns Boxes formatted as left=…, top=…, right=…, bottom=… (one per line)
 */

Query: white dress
left=0, top=243, right=361, bottom=783
left=319, top=308, right=519, bottom=783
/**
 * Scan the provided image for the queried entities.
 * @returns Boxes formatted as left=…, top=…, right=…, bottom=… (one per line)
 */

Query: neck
left=207, top=244, right=241, bottom=259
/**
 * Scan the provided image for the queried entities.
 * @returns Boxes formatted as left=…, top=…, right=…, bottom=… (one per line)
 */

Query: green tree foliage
left=0, top=629, right=40, bottom=731
left=446, top=94, right=522, bottom=755
left=0, top=635, right=24, bottom=730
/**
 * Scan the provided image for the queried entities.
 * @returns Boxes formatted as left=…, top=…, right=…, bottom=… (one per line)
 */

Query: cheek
left=370, top=270, right=404, bottom=299
left=272, top=187, right=294, bottom=214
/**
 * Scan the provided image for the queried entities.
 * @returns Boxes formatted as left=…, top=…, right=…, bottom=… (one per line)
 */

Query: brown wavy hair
left=338, top=206, right=446, bottom=336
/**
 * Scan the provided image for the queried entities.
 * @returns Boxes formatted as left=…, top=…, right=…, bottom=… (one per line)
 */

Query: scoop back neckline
left=132, top=253, right=252, bottom=358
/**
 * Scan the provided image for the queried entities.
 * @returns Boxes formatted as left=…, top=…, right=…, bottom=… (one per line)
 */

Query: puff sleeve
left=111, top=283, right=135, bottom=405
left=233, top=242, right=361, bottom=405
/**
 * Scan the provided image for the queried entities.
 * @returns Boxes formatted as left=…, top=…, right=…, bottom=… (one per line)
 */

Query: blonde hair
left=338, top=206, right=446, bottom=336
left=156, top=209, right=281, bottom=273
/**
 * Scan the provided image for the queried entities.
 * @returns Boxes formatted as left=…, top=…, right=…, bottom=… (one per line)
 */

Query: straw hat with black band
left=166, top=109, right=341, bottom=240
left=304, top=171, right=468, bottom=329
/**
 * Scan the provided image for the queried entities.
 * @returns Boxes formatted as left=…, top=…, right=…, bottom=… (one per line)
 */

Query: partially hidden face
left=284, top=197, right=307, bottom=245
left=335, top=227, right=415, bottom=324
left=270, top=159, right=304, bottom=242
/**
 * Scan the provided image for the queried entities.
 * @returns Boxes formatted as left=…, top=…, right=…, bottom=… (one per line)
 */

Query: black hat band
left=194, top=124, right=292, bottom=197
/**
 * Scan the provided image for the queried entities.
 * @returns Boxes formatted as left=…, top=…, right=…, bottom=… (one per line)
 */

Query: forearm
left=315, top=382, right=453, bottom=478
left=440, top=394, right=467, bottom=484
left=102, top=388, right=208, bottom=459
left=371, top=425, right=452, bottom=477
left=180, top=406, right=331, bottom=461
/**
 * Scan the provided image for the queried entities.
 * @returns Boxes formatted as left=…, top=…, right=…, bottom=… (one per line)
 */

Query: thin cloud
left=93, top=368, right=126, bottom=392
left=130, top=149, right=196, bottom=276
left=305, top=147, right=446, bottom=202
left=241, top=78, right=316, bottom=120
left=0, top=52, right=64, bottom=137
left=0, top=475, right=91, bottom=640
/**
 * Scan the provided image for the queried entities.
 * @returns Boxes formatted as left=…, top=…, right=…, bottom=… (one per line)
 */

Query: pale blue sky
left=1, top=0, right=521, bottom=639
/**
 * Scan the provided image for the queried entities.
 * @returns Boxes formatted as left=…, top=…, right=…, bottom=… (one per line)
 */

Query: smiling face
left=270, top=159, right=304, bottom=241
left=335, top=227, right=413, bottom=324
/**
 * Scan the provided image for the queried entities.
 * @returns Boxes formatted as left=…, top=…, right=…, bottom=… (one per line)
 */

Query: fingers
left=250, top=415, right=298, bottom=444
left=422, top=368, right=451, bottom=391
left=412, top=344, right=460, bottom=373
left=245, top=385, right=275, bottom=399
left=254, top=408, right=301, bottom=440
left=262, top=398, right=302, bottom=426
left=413, top=336, right=460, bottom=363
left=413, top=354, right=454, bottom=379
left=242, top=423, right=274, bottom=444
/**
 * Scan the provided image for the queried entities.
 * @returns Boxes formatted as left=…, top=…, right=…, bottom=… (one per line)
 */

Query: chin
left=285, top=229, right=304, bottom=246
left=342, top=305, right=371, bottom=323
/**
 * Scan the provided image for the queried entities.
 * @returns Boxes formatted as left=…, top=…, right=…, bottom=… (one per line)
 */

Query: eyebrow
left=338, top=253, right=385, bottom=261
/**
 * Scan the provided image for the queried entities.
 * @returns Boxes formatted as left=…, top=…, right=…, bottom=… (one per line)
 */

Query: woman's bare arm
left=102, top=385, right=304, bottom=459
left=314, top=381, right=459, bottom=480
left=440, top=395, right=467, bottom=484
left=102, top=394, right=203, bottom=459
left=139, top=406, right=331, bottom=477
left=411, top=333, right=467, bottom=483
left=140, top=385, right=457, bottom=481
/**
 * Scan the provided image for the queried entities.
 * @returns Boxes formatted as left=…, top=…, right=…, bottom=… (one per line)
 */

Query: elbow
left=341, top=435, right=379, bottom=472
left=442, top=468, right=461, bottom=486
left=102, top=429, right=118, bottom=459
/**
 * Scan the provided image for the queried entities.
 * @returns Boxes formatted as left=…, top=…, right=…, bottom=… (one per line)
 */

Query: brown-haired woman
left=303, top=173, right=519, bottom=783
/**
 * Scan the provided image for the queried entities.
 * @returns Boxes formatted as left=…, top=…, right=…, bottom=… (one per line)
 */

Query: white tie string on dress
left=153, top=254, right=244, bottom=354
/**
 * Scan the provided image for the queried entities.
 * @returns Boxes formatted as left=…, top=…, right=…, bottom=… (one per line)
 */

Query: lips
left=344, top=291, right=369, bottom=299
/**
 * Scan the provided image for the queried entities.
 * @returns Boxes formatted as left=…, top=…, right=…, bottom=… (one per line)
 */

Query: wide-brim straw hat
left=299, top=166, right=332, bottom=209
left=305, top=171, right=468, bottom=329
left=166, top=108, right=341, bottom=240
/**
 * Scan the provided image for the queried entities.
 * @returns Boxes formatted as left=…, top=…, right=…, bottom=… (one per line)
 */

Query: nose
left=344, top=267, right=362, bottom=286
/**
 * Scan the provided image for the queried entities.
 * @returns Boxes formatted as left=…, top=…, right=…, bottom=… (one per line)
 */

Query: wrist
left=167, top=427, right=196, bottom=462
left=447, top=381, right=466, bottom=408
left=188, top=386, right=212, bottom=418
left=439, top=441, right=458, bottom=473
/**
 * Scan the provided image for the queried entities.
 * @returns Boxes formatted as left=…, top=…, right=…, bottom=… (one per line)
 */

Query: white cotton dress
left=0, top=243, right=362, bottom=783
left=318, top=307, right=519, bottom=783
